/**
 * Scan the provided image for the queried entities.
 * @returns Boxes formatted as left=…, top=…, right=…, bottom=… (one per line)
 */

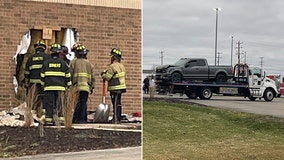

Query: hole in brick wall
left=14, top=27, right=78, bottom=104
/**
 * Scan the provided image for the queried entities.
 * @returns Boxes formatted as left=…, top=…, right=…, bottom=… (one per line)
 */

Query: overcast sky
left=143, top=0, right=284, bottom=75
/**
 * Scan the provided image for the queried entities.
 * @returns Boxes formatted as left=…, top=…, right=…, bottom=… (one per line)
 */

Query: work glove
left=101, top=70, right=107, bottom=76
left=90, top=87, right=94, bottom=94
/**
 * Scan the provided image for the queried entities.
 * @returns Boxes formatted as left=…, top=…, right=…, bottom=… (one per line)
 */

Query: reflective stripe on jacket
left=101, top=60, right=126, bottom=92
left=40, top=56, right=71, bottom=91
left=25, top=51, right=49, bottom=84
left=70, top=58, right=95, bottom=92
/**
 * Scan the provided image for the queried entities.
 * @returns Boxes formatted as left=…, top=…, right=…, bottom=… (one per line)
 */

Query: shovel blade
left=94, top=103, right=110, bottom=123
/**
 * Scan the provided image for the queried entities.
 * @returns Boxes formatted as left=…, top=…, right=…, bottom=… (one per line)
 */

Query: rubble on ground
left=0, top=102, right=39, bottom=127
left=0, top=102, right=142, bottom=127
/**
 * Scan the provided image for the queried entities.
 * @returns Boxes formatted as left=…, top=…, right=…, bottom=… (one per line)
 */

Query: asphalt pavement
left=145, top=93, right=284, bottom=118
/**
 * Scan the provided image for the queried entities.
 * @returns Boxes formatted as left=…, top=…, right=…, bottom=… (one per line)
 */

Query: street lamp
left=214, top=8, right=221, bottom=66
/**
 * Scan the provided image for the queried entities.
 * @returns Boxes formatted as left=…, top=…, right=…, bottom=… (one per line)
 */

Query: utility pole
left=214, top=8, right=221, bottom=66
left=160, top=51, right=164, bottom=66
left=242, top=51, right=247, bottom=64
left=231, top=36, right=234, bottom=66
left=260, top=57, right=264, bottom=68
left=260, top=57, right=264, bottom=75
left=217, top=52, right=222, bottom=66
left=236, top=41, right=243, bottom=66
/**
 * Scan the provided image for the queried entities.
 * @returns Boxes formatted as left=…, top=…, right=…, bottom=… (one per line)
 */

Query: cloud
left=143, top=0, right=284, bottom=74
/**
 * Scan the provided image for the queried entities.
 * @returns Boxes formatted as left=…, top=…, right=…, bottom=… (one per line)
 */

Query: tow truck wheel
left=185, top=91, right=197, bottom=99
left=248, top=96, right=256, bottom=101
left=263, top=88, right=274, bottom=101
left=171, top=72, right=182, bottom=83
left=199, top=87, right=212, bottom=100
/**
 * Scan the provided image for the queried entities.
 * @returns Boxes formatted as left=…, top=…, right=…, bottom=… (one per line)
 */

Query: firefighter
left=41, top=43, right=72, bottom=125
left=24, top=40, right=49, bottom=116
left=101, top=48, right=126, bottom=123
left=70, top=44, right=95, bottom=123
left=60, top=45, right=70, bottom=64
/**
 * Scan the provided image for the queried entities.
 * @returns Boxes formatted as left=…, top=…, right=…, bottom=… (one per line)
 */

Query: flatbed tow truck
left=159, top=64, right=278, bottom=101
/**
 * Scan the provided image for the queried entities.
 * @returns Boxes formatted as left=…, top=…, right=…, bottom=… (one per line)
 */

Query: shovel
left=94, top=80, right=110, bottom=123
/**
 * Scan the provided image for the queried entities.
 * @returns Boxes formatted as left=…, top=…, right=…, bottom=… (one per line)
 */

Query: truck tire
left=248, top=96, right=256, bottom=101
left=199, top=87, right=212, bottom=100
left=171, top=72, right=182, bottom=83
left=263, top=88, right=274, bottom=101
left=185, top=90, right=197, bottom=99
left=215, top=73, right=227, bottom=82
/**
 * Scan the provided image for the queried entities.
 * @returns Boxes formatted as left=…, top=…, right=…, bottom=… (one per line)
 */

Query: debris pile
left=0, top=102, right=38, bottom=127
left=0, top=102, right=142, bottom=127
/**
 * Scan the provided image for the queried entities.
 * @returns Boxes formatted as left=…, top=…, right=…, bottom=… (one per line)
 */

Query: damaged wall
left=0, top=0, right=142, bottom=114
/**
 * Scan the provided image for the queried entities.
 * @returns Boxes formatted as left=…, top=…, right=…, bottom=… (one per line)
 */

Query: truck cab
left=233, top=64, right=278, bottom=101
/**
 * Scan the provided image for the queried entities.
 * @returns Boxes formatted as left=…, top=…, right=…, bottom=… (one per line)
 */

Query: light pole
left=231, top=36, right=233, bottom=66
left=214, top=8, right=221, bottom=66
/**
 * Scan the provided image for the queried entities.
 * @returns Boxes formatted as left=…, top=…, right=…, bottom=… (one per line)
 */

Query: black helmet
left=110, top=48, right=123, bottom=60
left=50, top=43, right=62, bottom=53
left=34, top=40, right=46, bottom=50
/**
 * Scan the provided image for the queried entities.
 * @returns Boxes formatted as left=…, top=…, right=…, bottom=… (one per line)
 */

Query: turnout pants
left=43, top=91, right=63, bottom=123
left=110, top=92, right=122, bottom=123
left=73, top=91, right=89, bottom=123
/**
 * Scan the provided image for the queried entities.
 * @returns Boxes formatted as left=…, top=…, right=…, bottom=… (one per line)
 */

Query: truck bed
left=172, top=81, right=248, bottom=88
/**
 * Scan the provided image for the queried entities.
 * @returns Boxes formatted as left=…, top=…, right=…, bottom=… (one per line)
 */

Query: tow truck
left=165, top=64, right=278, bottom=101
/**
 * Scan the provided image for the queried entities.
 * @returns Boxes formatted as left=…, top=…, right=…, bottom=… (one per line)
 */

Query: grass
left=143, top=100, right=284, bottom=160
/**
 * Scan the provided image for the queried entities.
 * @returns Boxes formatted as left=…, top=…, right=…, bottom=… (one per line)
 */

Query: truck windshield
left=251, top=68, right=262, bottom=77
left=174, top=59, right=189, bottom=66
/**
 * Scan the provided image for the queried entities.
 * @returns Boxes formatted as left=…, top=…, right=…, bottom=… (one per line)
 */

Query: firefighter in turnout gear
left=60, top=45, right=70, bottom=65
left=41, top=43, right=71, bottom=125
left=70, top=44, right=95, bottom=123
left=24, top=40, right=49, bottom=117
left=101, top=48, right=126, bottom=123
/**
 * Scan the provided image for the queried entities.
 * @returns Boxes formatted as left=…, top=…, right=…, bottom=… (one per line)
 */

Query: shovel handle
left=102, top=80, right=106, bottom=97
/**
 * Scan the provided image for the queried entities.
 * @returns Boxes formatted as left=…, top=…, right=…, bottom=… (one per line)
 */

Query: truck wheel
left=263, top=88, right=274, bottom=101
left=248, top=96, right=256, bottom=101
left=171, top=72, right=182, bottom=83
left=185, top=91, right=197, bottom=99
left=199, top=87, right=212, bottom=100
left=215, top=73, right=227, bottom=82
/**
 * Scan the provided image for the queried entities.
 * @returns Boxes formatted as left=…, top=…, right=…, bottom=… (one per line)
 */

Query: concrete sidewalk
left=3, top=146, right=142, bottom=160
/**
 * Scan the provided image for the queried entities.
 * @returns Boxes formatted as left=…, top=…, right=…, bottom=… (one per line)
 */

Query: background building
left=0, top=0, right=141, bottom=115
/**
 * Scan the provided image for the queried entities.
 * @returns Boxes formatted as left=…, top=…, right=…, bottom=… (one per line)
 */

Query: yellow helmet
left=50, top=43, right=62, bottom=53
left=74, top=45, right=89, bottom=55
left=34, top=40, right=46, bottom=49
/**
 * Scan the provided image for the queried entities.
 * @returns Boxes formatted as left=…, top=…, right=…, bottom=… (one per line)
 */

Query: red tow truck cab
left=266, top=74, right=284, bottom=97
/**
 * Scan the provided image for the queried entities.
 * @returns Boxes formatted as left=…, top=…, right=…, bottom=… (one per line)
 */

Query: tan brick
left=0, top=0, right=141, bottom=114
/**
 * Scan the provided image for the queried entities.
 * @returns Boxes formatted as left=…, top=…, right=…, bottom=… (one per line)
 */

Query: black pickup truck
left=155, top=58, right=233, bottom=83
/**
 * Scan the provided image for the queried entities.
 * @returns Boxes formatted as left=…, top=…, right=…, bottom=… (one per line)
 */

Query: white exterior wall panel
left=24, top=0, right=141, bottom=9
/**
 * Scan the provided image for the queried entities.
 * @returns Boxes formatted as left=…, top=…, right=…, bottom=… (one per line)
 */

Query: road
left=150, top=94, right=284, bottom=118
left=189, top=95, right=284, bottom=118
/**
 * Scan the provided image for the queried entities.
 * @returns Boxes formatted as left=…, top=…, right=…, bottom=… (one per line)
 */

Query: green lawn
left=143, top=100, right=284, bottom=160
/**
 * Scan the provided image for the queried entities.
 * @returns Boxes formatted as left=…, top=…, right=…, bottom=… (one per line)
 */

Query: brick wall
left=0, top=0, right=142, bottom=114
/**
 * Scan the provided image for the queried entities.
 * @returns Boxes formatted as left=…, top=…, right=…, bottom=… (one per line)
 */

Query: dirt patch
left=0, top=125, right=141, bottom=158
